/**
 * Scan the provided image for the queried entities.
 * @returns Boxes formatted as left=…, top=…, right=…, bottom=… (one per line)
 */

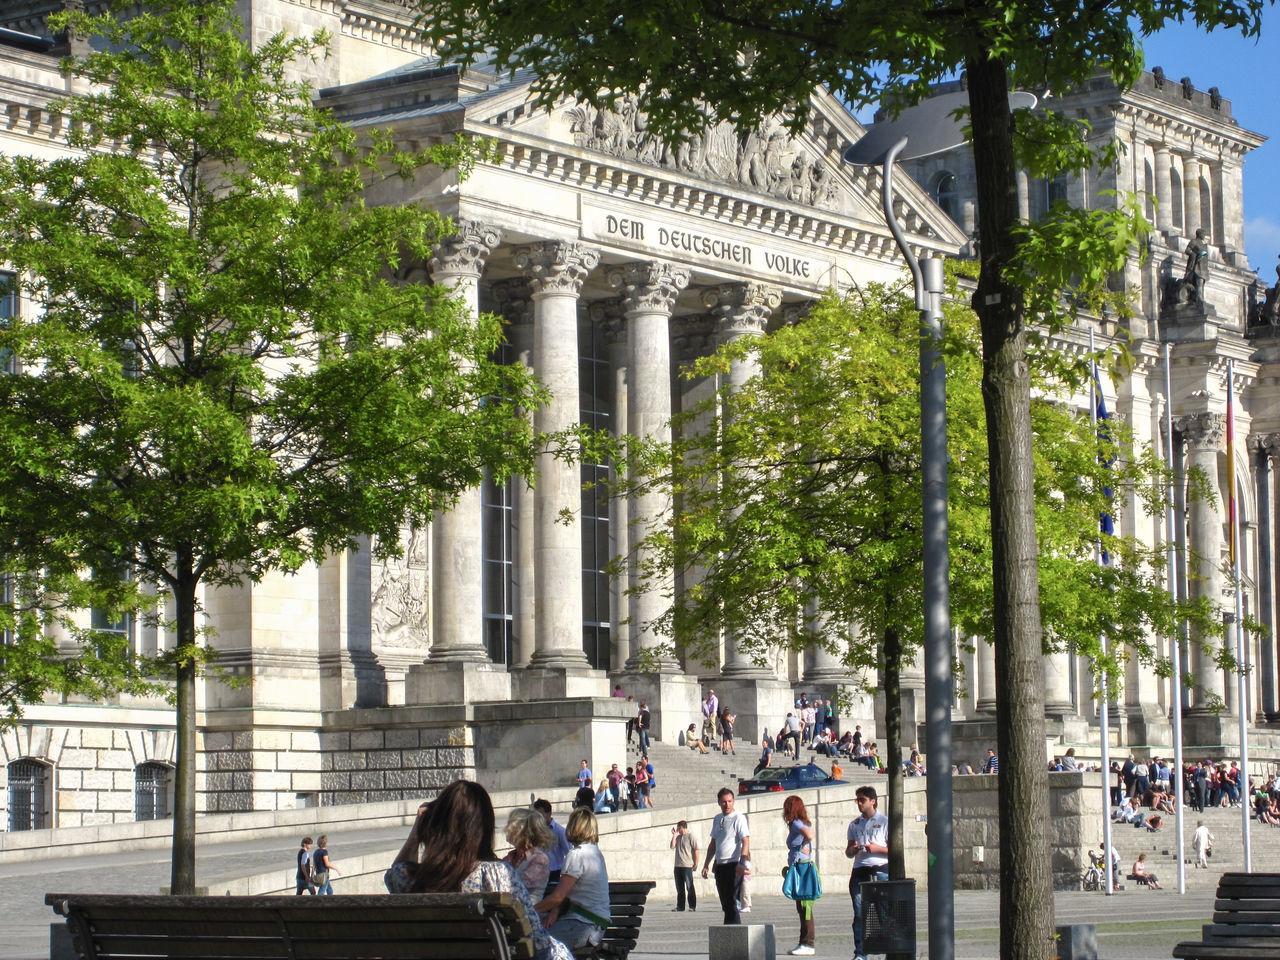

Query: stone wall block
left=126, top=729, right=146, bottom=764
left=80, top=728, right=112, bottom=749
left=155, top=729, right=174, bottom=763
left=55, top=748, right=97, bottom=769
left=254, top=731, right=293, bottom=751
left=56, top=789, right=95, bottom=811
left=384, top=769, right=420, bottom=790
left=385, top=729, right=419, bottom=749
left=402, top=749, right=434, bottom=767
left=28, top=726, right=51, bottom=758
left=201, top=731, right=234, bottom=752
left=421, top=767, right=458, bottom=788
left=232, top=731, right=254, bottom=751
left=332, top=752, right=367, bottom=771
left=217, top=751, right=252, bottom=772
left=351, top=770, right=384, bottom=790
left=292, top=731, right=322, bottom=752
left=113, top=730, right=131, bottom=748
left=319, top=731, right=350, bottom=751
left=99, top=750, right=134, bottom=770
left=204, top=771, right=233, bottom=793
left=58, top=770, right=81, bottom=789
left=435, top=747, right=469, bottom=766
left=113, top=770, right=135, bottom=790
left=1054, top=790, right=1081, bottom=815
left=278, top=751, right=322, bottom=773
left=81, top=768, right=113, bottom=791
left=351, top=730, right=385, bottom=750
left=368, top=790, right=406, bottom=802
left=320, top=771, right=350, bottom=792
left=82, top=811, right=115, bottom=825
left=368, top=751, right=403, bottom=770
left=231, top=771, right=254, bottom=792
left=98, top=790, right=133, bottom=812
left=46, top=727, right=69, bottom=763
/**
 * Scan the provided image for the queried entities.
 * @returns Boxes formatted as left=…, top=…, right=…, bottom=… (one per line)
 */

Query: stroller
left=1081, top=849, right=1107, bottom=891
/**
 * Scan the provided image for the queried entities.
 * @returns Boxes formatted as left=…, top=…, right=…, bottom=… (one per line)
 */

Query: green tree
left=615, top=285, right=1221, bottom=903
left=411, top=1, right=1268, bottom=949
left=0, top=0, right=540, bottom=894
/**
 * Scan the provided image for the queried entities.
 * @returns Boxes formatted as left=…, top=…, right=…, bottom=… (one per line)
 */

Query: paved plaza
left=1, top=822, right=1219, bottom=960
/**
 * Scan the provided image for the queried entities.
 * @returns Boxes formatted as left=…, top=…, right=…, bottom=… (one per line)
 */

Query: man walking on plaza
left=702, top=787, right=751, bottom=925
left=671, top=820, right=700, bottom=911
left=846, top=785, right=889, bottom=960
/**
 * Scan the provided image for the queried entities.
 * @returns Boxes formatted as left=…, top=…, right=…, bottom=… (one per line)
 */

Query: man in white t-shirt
left=701, top=787, right=751, bottom=925
left=846, top=785, right=889, bottom=960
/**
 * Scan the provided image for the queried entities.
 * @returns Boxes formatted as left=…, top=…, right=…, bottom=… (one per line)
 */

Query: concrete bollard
left=1054, top=923, right=1097, bottom=960
left=709, top=923, right=776, bottom=960
left=50, top=922, right=76, bottom=960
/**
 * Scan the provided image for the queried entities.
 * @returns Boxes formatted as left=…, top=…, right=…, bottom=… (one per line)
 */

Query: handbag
left=312, top=870, right=329, bottom=886
left=782, top=859, right=822, bottom=901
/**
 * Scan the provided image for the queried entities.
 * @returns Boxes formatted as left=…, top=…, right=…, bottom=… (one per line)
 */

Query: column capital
left=429, top=219, right=502, bottom=281
left=512, top=241, right=600, bottom=297
left=608, top=260, right=690, bottom=315
left=589, top=298, right=628, bottom=346
left=701, top=282, right=782, bottom=340
left=1175, top=412, right=1225, bottom=451
left=490, top=278, right=534, bottom=326
left=672, top=315, right=715, bottom=363
left=1250, top=432, right=1280, bottom=464
left=783, top=301, right=815, bottom=326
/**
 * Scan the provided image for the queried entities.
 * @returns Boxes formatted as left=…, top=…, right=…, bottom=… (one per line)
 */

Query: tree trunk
left=170, top=549, right=198, bottom=895
left=882, top=624, right=910, bottom=960
left=965, top=54, right=1054, bottom=959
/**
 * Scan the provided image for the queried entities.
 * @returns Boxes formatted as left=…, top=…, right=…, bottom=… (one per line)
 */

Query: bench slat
left=49, top=883, right=648, bottom=960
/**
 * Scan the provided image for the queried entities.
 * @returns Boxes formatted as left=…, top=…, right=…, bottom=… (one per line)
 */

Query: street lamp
left=844, top=89, right=1035, bottom=960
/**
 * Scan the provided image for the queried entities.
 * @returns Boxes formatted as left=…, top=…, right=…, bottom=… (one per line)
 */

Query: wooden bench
left=46, top=891, right=536, bottom=960
left=1172, top=872, right=1280, bottom=959
left=571, top=880, right=655, bottom=960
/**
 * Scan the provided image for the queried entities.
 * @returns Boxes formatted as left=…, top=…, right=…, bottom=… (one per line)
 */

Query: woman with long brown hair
left=782, top=794, right=817, bottom=956
left=384, top=781, right=572, bottom=960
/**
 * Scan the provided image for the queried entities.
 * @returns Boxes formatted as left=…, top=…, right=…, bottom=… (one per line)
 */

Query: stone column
left=1183, top=155, right=1202, bottom=237
left=493, top=280, right=536, bottom=668
left=510, top=242, right=609, bottom=699
left=609, top=260, right=697, bottom=740
left=1254, top=436, right=1279, bottom=720
left=1208, top=160, right=1226, bottom=250
left=1154, top=144, right=1173, bottom=233
left=407, top=221, right=512, bottom=704
left=975, top=639, right=997, bottom=714
left=701, top=282, right=792, bottom=743
left=705, top=281, right=779, bottom=679
left=597, top=301, right=632, bottom=671
left=1016, top=168, right=1031, bottom=222
left=1179, top=413, right=1227, bottom=712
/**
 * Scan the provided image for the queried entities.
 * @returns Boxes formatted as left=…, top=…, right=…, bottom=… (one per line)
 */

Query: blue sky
left=1139, top=20, right=1276, bottom=275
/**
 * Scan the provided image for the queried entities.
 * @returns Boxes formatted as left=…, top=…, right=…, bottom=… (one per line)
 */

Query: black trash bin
left=861, top=878, right=917, bottom=956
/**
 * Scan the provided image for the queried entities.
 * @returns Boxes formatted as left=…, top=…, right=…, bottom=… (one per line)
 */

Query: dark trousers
left=713, top=861, right=742, bottom=925
left=674, top=866, right=696, bottom=910
left=794, top=898, right=815, bottom=947
left=850, top=865, right=888, bottom=957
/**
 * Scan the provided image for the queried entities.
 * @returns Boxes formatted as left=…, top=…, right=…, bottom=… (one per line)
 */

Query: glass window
left=7, top=759, right=48, bottom=831
left=933, top=173, right=960, bottom=223
left=0, top=270, right=16, bottom=374
left=579, top=320, right=612, bottom=669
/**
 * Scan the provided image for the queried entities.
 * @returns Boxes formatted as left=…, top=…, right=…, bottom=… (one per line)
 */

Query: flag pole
left=1227, top=358, right=1253, bottom=872
left=1164, top=343, right=1187, bottom=894
left=1091, top=329, right=1115, bottom=894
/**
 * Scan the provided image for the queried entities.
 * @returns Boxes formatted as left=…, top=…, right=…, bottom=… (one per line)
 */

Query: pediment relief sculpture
left=563, top=97, right=840, bottom=209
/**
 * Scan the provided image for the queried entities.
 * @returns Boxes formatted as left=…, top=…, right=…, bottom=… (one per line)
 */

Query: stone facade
left=0, top=0, right=1278, bottom=831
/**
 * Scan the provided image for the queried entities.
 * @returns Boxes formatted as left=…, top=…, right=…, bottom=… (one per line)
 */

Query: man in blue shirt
left=983, top=749, right=999, bottom=774
left=577, top=759, right=592, bottom=789
left=534, top=798, right=572, bottom=897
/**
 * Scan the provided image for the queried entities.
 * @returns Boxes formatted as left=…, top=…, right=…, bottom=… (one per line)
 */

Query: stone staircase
left=1092, top=802, right=1280, bottom=889
left=624, top=733, right=851, bottom=809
